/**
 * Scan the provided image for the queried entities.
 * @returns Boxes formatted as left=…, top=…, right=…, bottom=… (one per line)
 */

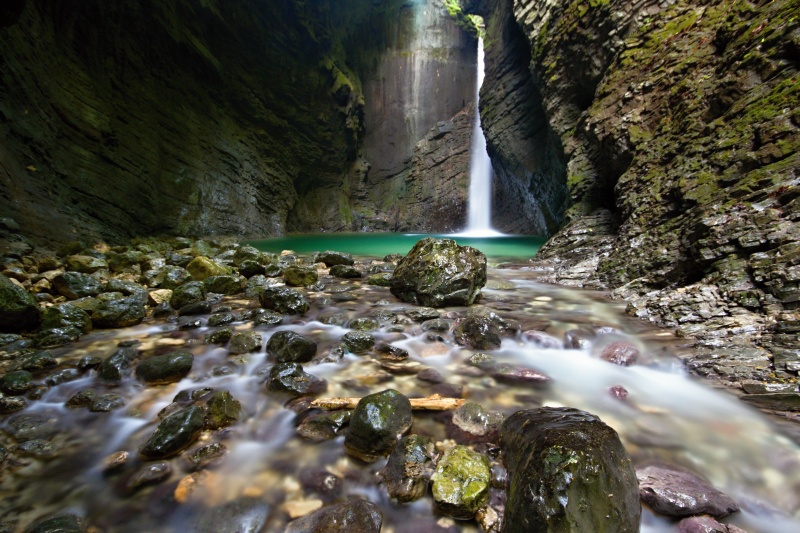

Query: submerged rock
left=285, top=499, right=382, bottom=533
left=266, top=331, right=317, bottom=363
left=390, top=238, right=486, bottom=307
left=0, top=272, right=40, bottom=332
left=135, top=351, right=194, bottom=385
left=500, top=407, right=640, bottom=532
left=637, top=464, right=739, bottom=519
left=344, top=389, right=413, bottom=462
left=380, top=434, right=435, bottom=503
left=140, top=405, right=205, bottom=459
left=677, top=515, right=747, bottom=533
left=430, top=445, right=491, bottom=520
left=447, top=402, right=504, bottom=444
left=599, top=341, right=640, bottom=366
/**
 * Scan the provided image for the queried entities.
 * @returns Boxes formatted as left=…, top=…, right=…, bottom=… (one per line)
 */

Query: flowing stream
left=1, top=251, right=799, bottom=532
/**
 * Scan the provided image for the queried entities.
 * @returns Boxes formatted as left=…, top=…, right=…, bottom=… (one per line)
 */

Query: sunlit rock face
left=474, top=0, right=800, bottom=383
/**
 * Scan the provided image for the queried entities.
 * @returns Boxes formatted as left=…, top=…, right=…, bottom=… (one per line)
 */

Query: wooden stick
left=310, top=394, right=465, bottom=411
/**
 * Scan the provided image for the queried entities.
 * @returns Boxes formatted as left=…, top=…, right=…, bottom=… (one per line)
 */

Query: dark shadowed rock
left=345, top=389, right=413, bottom=462
left=285, top=499, right=382, bottom=533
left=194, top=497, right=271, bottom=533
left=637, top=464, right=739, bottom=519
left=23, top=513, right=87, bottom=533
left=41, top=302, right=92, bottom=334
left=390, top=238, right=487, bottom=307
left=92, top=296, right=145, bottom=328
left=258, top=286, right=309, bottom=315
left=431, top=445, right=491, bottom=520
left=135, top=351, right=194, bottom=385
left=99, top=347, right=138, bottom=383
left=140, top=405, right=205, bottom=459
left=330, top=264, right=361, bottom=278
left=454, top=316, right=502, bottom=350
left=125, top=461, right=172, bottom=492
left=0, top=370, right=33, bottom=395
left=380, top=434, right=435, bottom=503
left=170, top=281, right=206, bottom=310
left=315, top=250, right=355, bottom=267
left=0, top=273, right=40, bottom=332
left=296, top=410, right=351, bottom=441
left=267, top=362, right=327, bottom=397
left=266, top=331, right=317, bottom=363
left=228, top=332, right=262, bottom=355
left=52, top=272, right=103, bottom=300
left=203, top=275, right=246, bottom=295
left=500, top=407, right=640, bottom=532
left=204, top=390, right=242, bottom=429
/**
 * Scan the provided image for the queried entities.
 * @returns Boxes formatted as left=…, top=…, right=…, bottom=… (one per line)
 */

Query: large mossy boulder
left=140, top=405, right=205, bottom=459
left=500, top=407, right=640, bottom=533
left=430, top=445, right=491, bottom=520
left=186, top=256, right=230, bottom=281
left=0, top=273, right=40, bottom=332
left=344, top=389, right=413, bottom=462
left=135, top=351, right=194, bottom=385
left=390, top=238, right=486, bottom=307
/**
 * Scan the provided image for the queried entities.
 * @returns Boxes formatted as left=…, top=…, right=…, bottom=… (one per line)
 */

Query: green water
left=247, top=232, right=545, bottom=260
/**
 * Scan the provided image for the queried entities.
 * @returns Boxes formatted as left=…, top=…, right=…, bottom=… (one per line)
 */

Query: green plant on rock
left=441, top=0, right=482, bottom=37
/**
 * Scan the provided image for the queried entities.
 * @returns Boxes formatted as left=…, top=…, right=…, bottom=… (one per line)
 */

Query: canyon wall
left=476, top=0, right=800, bottom=385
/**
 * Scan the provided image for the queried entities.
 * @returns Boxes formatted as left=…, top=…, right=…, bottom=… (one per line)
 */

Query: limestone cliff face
left=478, top=0, right=800, bottom=382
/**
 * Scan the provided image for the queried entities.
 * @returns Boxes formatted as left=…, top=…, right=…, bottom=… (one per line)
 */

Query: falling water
left=464, top=37, right=501, bottom=237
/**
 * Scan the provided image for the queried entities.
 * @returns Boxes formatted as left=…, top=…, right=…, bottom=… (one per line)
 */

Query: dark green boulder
left=258, top=286, right=309, bottom=315
left=51, top=272, right=103, bottom=300
left=267, top=362, right=327, bottom=397
left=283, top=265, right=318, bottom=287
left=344, top=389, right=412, bottom=462
left=204, top=390, right=242, bottom=429
left=91, top=296, right=145, bottom=328
left=170, top=281, right=206, bottom=309
left=390, top=238, right=486, bottom=307
left=194, top=497, right=271, bottom=533
left=314, top=250, right=355, bottom=267
left=0, top=273, right=40, bottom=332
left=500, top=407, right=640, bottom=533
left=454, top=316, right=502, bottom=350
left=342, top=331, right=375, bottom=354
left=41, top=302, right=92, bottom=334
left=135, top=351, right=194, bottom=385
left=140, top=405, right=205, bottom=459
left=266, top=331, right=317, bottom=363
left=99, top=347, right=138, bottom=383
left=330, top=264, right=361, bottom=278
left=203, top=275, right=246, bottom=295
left=0, top=370, right=34, bottom=395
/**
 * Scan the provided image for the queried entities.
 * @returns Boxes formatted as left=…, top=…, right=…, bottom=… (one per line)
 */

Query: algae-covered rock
left=430, top=445, right=491, bottom=520
left=135, top=351, right=194, bottom=385
left=283, top=265, right=319, bottom=287
left=0, top=370, right=34, bottom=395
left=170, top=281, right=206, bottom=310
left=228, top=332, right=262, bottom=355
left=258, top=286, right=309, bottom=315
left=266, top=330, right=317, bottom=363
left=314, top=250, right=354, bottom=267
left=342, top=331, right=376, bottom=354
left=380, top=434, right=435, bottom=503
left=186, top=256, right=230, bottom=281
left=330, top=264, right=361, bottom=278
left=390, top=238, right=486, bottom=307
left=91, top=296, right=145, bottom=328
left=140, top=405, right=205, bottom=459
left=500, top=407, right=640, bottom=532
left=296, top=410, right=351, bottom=441
left=204, top=390, right=242, bottom=429
left=99, top=347, right=138, bottom=383
left=267, top=362, right=327, bottom=397
left=0, top=273, right=40, bottom=332
left=203, top=275, right=246, bottom=295
left=285, top=499, right=382, bottom=533
left=41, top=302, right=92, bottom=334
left=344, top=389, right=413, bottom=462
left=453, top=316, right=502, bottom=350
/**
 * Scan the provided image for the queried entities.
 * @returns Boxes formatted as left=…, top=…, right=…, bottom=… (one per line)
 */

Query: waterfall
left=463, top=36, right=501, bottom=237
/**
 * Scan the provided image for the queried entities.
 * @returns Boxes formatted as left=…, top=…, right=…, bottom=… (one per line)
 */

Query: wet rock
left=266, top=331, right=317, bottom=363
left=258, top=286, right=309, bottom=315
left=45, top=367, right=80, bottom=386
left=18, top=351, right=58, bottom=372
left=185, top=442, right=228, bottom=471
left=490, top=364, right=549, bottom=386
left=232, top=245, right=263, bottom=265
left=342, top=331, right=376, bottom=354
left=421, top=318, right=452, bottom=332
left=125, top=461, right=172, bottom=492
left=299, top=469, right=343, bottom=500
left=0, top=332, right=22, bottom=346
left=65, top=390, right=96, bottom=409
left=178, top=300, right=213, bottom=316
left=170, top=281, right=206, bottom=310
left=143, top=265, right=191, bottom=289
left=179, top=318, right=203, bottom=330
left=204, top=390, right=242, bottom=429
left=193, top=497, right=271, bottom=533
left=374, top=341, right=409, bottom=361
left=105, top=279, right=149, bottom=305
left=34, top=327, right=82, bottom=348
left=367, top=273, right=392, bottom=286
left=447, top=402, right=504, bottom=444
left=330, top=264, right=361, bottom=278
left=135, top=351, right=194, bottom=385
left=344, top=389, right=413, bottom=462
left=0, top=273, right=41, bottom=331
left=564, top=329, right=595, bottom=350
left=431, top=445, right=491, bottom=520
left=741, top=380, right=797, bottom=394
left=140, top=405, right=205, bottom=459
left=285, top=499, right=382, bottom=533
left=637, top=464, right=739, bottom=519
left=91, top=296, right=145, bottom=328
left=263, top=263, right=283, bottom=277
left=522, top=331, right=563, bottom=349
left=417, top=368, right=443, bottom=383
left=740, top=392, right=800, bottom=411
left=599, top=341, right=640, bottom=366
left=15, top=439, right=55, bottom=458
left=500, top=407, right=641, bottom=532
left=283, top=265, right=319, bottom=287
left=296, top=410, right=351, bottom=441
left=380, top=434, right=435, bottom=503
left=610, top=386, right=629, bottom=400
left=677, top=515, right=747, bottom=533
left=186, top=256, right=230, bottom=281
left=390, top=238, right=487, bottom=307
left=315, top=250, right=355, bottom=267
left=65, top=254, right=107, bottom=273
left=0, top=370, right=33, bottom=395
left=349, top=317, right=379, bottom=331
left=205, top=328, right=233, bottom=345
left=267, top=362, right=327, bottom=397
left=89, top=393, right=125, bottom=412
left=23, top=513, right=87, bottom=533
left=238, top=260, right=265, bottom=278
left=51, top=272, right=103, bottom=300
left=467, top=352, right=496, bottom=368
left=0, top=394, right=27, bottom=414
left=228, top=332, right=262, bottom=355
left=99, top=346, right=138, bottom=383
left=454, top=316, right=502, bottom=350
left=203, top=275, right=246, bottom=295
left=207, top=312, right=236, bottom=327
left=41, top=302, right=92, bottom=334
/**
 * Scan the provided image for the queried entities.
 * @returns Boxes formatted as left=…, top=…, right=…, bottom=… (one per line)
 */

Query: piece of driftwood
left=310, top=393, right=465, bottom=411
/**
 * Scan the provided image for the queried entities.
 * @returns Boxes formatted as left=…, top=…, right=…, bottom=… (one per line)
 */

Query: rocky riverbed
left=1, top=235, right=800, bottom=532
